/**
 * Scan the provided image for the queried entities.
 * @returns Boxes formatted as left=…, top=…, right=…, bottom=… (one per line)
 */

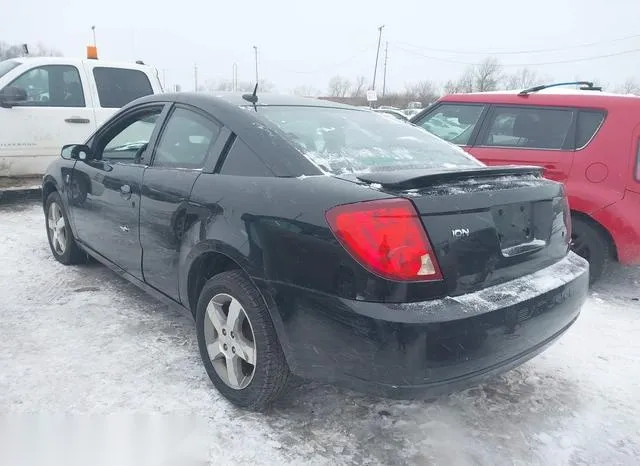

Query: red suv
left=412, top=82, right=640, bottom=283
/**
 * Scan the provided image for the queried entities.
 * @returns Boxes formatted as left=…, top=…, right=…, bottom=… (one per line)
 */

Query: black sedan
left=42, top=92, right=589, bottom=410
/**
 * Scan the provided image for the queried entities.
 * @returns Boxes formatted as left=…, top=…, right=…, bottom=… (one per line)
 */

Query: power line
left=396, top=33, right=640, bottom=56
left=394, top=44, right=640, bottom=67
left=263, top=44, right=376, bottom=74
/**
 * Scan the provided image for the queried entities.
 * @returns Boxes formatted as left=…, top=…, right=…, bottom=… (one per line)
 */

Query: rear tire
left=45, top=192, right=86, bottom=265
left=571, top=216, right=611, bottom=285
left=195, top=270, right=290, bottom=410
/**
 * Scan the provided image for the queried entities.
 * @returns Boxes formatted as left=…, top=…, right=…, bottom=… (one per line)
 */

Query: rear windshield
left=0, top=60, right=21, bottom=80
left=252, top=106, right=482, bottom=175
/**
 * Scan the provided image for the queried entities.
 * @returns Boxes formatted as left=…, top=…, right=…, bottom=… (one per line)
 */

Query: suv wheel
left=195, top=270, right=290, bottom=410
left=571, top=216, right=611, bottom=284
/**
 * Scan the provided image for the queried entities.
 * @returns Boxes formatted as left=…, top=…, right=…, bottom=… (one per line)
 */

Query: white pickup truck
left=0, top=55, right=163, bottom=177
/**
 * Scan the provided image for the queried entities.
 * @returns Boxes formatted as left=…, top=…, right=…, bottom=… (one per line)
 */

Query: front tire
left=196, top=270, right=290, bottom=410
left=45, top=192, right=85, bottom=265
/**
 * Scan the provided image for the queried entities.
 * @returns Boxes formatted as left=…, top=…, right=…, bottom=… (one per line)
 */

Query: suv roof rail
left=518, top=81, right=602, bottom=96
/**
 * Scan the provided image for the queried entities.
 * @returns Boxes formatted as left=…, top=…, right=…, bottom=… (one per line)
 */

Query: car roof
left=439, top=88, right=640, bottom=109
left=144, top=92, right=364, bottom=111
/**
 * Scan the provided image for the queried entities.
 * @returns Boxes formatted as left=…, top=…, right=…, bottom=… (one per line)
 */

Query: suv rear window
left=576, top=110, right=605, bottom=149
left=253, top=105, right=481, bottom=175
left=93, top=67, right=153, bottom=108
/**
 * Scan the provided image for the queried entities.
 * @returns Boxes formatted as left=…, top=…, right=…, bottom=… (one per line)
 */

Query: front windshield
left=0, top=59, right=21, bottom=80
left=253, top=105, right=482, bottom=175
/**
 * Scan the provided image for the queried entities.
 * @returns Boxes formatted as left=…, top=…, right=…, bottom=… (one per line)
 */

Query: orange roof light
left=86, top=45, right=98, bottom=60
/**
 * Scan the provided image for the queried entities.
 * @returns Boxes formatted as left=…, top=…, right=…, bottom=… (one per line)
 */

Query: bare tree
left=473, top=57, right=503, bottom=92
left=504, top=68, right=541, bottom=90
left=351, top=76, right=368, bottom=98
left=404, top=80, right=439, bottom=104
left=458, top=67, right=475, bottom=93
left=328, top=75, right=352, bottom=97
left=293, top=85, right=320, bottom=97
left=205, top=79, right=274, bottom=93
left=616, top=78, right=640, bottom=95
left=0, top=41, right=61, bottom=60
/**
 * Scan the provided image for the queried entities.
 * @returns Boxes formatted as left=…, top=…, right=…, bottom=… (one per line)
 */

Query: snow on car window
left=252, top=106, right=481, bottom=175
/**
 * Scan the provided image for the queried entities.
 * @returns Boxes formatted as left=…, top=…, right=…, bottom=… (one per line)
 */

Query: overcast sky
left=3, top=0, right=639, bottom=93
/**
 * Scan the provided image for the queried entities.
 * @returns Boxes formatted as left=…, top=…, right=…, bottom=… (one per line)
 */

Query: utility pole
left=194, top=63, right=198, bottom=92
left=91, top=25, right=96, bottom=46
left=371, top=25, right=385, bottom=91
left=382, top=41, right=388, bottom=97
left=253, top=46, right=259, bottom=85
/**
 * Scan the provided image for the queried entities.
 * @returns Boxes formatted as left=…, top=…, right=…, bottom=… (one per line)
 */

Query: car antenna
left=242, top=83, right=259, bottom=110
left=518, top=81, right=601, bottom=96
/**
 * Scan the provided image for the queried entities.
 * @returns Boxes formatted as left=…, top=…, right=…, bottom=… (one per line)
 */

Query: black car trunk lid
left=357, top=166, right=571, bottom=296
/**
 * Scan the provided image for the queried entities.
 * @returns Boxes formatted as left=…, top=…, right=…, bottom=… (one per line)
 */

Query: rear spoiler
left=357, top=165, right=544, bottom=190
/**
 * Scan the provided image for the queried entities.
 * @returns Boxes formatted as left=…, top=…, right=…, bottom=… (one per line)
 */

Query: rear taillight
left=325, top=198, right=443, bottom=281
left=563, top=195, right=572, bottom=246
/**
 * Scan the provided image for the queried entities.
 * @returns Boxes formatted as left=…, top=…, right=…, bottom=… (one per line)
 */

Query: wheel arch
left=42, top=176, right=59, bottom=208
left=182, top=243, right=296, bottom=367
left=571, top=209, right=618, bottom=260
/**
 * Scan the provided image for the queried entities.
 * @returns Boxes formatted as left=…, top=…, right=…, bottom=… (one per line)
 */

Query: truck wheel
left=571, top=216, right=611, bottom=285
left=45, top=192, right=86, bottom=265
left=195, top=270, right=290, bottom=410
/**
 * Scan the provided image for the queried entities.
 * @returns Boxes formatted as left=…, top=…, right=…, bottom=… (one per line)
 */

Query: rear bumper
left=592, top=189, right=640, bottom=264
left=257, top=253, right=589, bottom=398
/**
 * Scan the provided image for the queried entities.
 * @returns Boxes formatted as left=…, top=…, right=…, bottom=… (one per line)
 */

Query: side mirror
left=61, top=144, right=93, bottom=161
left=0, top=86, right=28, bottom=108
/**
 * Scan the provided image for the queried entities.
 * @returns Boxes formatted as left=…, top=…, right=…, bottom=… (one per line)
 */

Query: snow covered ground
left=0, top=200, right=638, bottom=465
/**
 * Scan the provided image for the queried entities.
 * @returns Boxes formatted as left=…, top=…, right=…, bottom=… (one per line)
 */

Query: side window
left=480, top=106, right=573, bottom=150
left=575, top=110, right=605, bottom=149
left=6, top=65, right=85, bottom=107
left=220, top=138, right=274, bottom=176
left=416, top=104, right=485, bottom=145
left=152, top=108, right=220, bottom=169
left=93, top=67, right=153, bottom=108
left=99, top=108, right=163, bottom=163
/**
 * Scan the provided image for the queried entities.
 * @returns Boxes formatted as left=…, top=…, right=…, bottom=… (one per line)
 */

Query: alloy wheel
left=47, top=202, right=67, bottom=255
left=203, top=293, right=257, bottom=390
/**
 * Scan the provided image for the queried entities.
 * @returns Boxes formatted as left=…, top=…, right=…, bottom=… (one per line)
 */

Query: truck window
left=93, top=67, right=153, bottom=109
left=4, top=65, right=85, bottom=107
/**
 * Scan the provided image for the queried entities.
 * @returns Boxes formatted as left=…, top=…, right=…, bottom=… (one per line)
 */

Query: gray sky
left=4, top=0, right=639, bottom=93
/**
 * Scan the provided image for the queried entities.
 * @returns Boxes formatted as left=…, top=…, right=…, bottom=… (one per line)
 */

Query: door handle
left=120, top=184, right=131, bottom=199
left=65, top=117, right=91, bottom=124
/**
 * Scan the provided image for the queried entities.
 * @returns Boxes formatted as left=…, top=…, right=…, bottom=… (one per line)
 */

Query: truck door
left=0, top=63, right=97, bottom=176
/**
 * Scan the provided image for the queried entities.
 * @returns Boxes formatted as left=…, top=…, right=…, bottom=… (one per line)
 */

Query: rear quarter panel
left=179, top=174, right=451, bottom=308
left=565, top=106, right=628, bottom=214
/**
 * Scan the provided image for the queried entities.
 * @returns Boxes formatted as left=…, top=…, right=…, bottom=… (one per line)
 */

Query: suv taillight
left=325, top=198, right=443, bottom=281
left=636, top=142, right=640, bottom=181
